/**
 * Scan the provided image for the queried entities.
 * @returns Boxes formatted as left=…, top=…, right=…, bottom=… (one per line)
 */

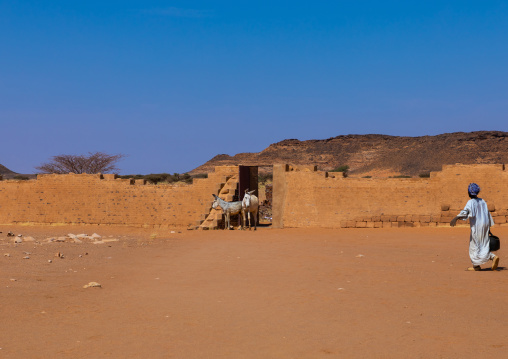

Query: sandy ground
left=1, top=224, right=507, bottom=359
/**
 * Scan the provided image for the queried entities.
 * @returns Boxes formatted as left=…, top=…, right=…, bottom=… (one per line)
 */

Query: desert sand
left=1, top=224, right=507, bottom=358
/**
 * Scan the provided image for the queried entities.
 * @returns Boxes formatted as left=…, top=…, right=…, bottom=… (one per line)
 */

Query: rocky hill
left=190, top=131, right=508, bottom=177
left=0, top=164, right=17, bottom=178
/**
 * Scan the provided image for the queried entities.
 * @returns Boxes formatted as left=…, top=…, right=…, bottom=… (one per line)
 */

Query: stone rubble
left=1, top=231, right=119, bottom=245
left=83, top=282, right=101, bottom=289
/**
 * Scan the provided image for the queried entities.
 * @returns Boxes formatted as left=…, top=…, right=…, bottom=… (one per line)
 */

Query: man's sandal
left=492, top=256, right=500, bottom=271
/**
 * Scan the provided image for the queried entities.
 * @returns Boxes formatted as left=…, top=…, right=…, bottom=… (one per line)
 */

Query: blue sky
left=1, top=1, right=507, bottom=174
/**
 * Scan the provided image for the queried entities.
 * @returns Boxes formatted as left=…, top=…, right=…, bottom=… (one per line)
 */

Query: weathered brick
left=419, top=215, right=431, bottom=223
left=431, top=214, right=441, bottom=222
left=495, top=216, right=507, bottom=224
left=440, top=216, right=454, bottom=223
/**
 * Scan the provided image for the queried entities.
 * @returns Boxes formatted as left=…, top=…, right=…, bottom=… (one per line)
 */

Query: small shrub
left=144, top=173, right=172, bottom=184
left=330, top=165, right=349, bottom=178
left=389, top=175, right=411, bottom=178
left=419, top=172, right=431, bottom=178
left=362, top=175, right=372, bottom=178
left=330, top=165, right=350, bottom=173
left=259, top=173, right=273, bottom=184
left=118, top=174, right=144, bottom=180
left=13, top=175, right=30, bottom=180
left=192, top=173, right=208, bottom=179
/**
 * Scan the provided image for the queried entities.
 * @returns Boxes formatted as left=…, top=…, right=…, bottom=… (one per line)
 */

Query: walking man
left=450, top=183, right=500, bottom=271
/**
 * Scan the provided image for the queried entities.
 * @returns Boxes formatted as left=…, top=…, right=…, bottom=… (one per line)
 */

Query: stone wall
left=272, top=164, right=508, bottom=228
left=2, top=163, right=507, bottom=229
left=0, top=166, right=238, bottom=228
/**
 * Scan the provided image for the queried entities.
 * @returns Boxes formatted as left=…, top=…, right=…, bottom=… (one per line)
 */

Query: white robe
left=457, top=198, right=494, bottom=266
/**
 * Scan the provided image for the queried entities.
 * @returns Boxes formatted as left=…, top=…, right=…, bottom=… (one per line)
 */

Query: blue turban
left=468, top=183, right=480, bottom=196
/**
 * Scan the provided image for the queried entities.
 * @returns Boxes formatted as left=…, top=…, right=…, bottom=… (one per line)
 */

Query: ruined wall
left=2, top=164, right=507, bottom=229
left=0, top=166, right=238, bottom=228
left=273, top=164, right=508, bottom=228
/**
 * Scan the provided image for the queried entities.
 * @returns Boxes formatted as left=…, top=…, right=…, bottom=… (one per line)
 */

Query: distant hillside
left=190, top=131, right=508, bottom=177
left=0, top=163, right=17, bottom=178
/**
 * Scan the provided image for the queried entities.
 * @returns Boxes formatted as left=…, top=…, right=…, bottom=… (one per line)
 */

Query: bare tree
left=35, top=152, right=125, bottom=174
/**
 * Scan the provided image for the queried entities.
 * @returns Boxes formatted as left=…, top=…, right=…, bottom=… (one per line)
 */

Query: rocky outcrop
left=189, top=131, right=508, bottom=177
left=0, top=164, right=16, bottom=177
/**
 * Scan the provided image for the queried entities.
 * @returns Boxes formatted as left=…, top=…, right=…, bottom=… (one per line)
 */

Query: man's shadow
left=480, top=266, right=507, bottom=271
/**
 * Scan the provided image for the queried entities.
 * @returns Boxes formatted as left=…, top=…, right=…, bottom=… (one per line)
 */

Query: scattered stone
left=55, top=252, right=64, bottom=258
left=170, top=231, right=176, bottom=234
left=23, top=256, right=30, bottom=259
left=83, top=282, right=101, bottom=289
left=13, top=238, right=22, bottom=244
left=7, top=231, right=15, bottom=237
left=67, top=233, right=78, bottom=239
left=90, top=233, right=102, bottom=240
left=4, top=253, right=10, bottom=257
left=10, top=278, right=16, bottom=282
left=73, top=238, right=83, bottom=244
left=92, top=241, right=104, bottom=245
left=48, top=260, right=52, bottom=263
left=76, top=234, right=88, bottom=239
left=45, top=238, right=55, bottom=243
left=102, top=238, right=119, bottom=243
left=17, top=234, right=22, bottom=237
left=55, top=237, right=67, bottom=242
left=356, top=254, right=365, bottom=258
left=23, top=236, right=35, bottom=242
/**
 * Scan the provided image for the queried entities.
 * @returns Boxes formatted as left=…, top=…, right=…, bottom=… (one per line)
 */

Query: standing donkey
left=212, top=194, right=243, bottom=230
left=242, top=189, right=259, bottom=230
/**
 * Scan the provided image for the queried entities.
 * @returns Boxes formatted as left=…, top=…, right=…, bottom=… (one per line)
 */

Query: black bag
left=489, top=232, right=500, bottom=252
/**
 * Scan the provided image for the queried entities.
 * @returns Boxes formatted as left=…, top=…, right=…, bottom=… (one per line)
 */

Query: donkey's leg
left=226, top=212, right=230, bottom=230
left=254, top=209, right=258, bottom=230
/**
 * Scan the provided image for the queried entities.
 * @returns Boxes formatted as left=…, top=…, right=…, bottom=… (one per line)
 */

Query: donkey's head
left=212, top=194, right=220, bottom=209
left=242, top=191, right=253, bottom=207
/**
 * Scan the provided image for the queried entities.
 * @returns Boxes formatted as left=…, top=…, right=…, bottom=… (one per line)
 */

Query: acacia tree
left=35, top=152, right=125, bottom=174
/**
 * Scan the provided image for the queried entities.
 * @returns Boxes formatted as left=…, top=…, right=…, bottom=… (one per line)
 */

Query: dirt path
left=1, top=225, right=507, bottom=358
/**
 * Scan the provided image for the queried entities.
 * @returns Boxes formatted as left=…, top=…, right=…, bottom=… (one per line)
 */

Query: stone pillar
left=272, top=164, right=289, bottom=228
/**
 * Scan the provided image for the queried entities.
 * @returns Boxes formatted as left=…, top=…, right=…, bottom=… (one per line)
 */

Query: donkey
left=212, top=194, right=243, bottom=230
left=242, top=189, right=259, bottom=230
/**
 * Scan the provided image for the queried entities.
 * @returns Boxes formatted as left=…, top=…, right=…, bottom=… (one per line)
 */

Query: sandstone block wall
left=273, top=164, right=508, bottom=228
left=0, top=166, right=238, bottom=228
left=2, top=164, right=507, bottom=229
